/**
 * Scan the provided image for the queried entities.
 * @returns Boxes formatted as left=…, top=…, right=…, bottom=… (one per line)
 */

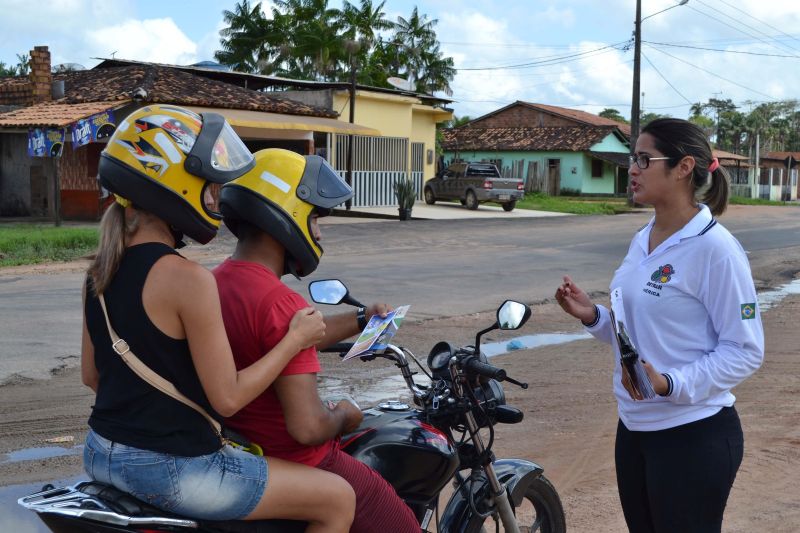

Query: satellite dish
left=52, top=63, right=86, bottom=73
left=387, top=76, right=415, bottom=91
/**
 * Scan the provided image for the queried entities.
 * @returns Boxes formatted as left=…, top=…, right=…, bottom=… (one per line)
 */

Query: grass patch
left=515, top=193, right=633, bottom=215
left=0, top=225, right=98, bottom=267
left=729, top=196, right=798, bottom=206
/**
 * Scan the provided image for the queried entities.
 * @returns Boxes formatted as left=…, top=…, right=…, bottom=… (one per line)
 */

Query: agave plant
left=394, top=178, right=416, bottom=211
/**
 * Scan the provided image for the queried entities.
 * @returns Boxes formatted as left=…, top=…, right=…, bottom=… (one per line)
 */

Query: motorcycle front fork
left=463, top=410, right=520, bottom=533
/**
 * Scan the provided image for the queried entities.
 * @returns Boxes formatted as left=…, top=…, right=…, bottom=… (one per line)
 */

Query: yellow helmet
left=98, top=104, right=254, bottom=244
left=219, top=148, right=353, bottom=277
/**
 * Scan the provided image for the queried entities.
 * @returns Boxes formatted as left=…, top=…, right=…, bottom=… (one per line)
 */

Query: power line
left=644, top=41, right=800, bottom=59
left=712, top=0, right=800, bottom=46
left=645, top=44, right=778, bottom=100
left=457, top=42, right=628, bottom=71
left=686, top=2, right=800, bottom=58
left=641, top=51, right=693, bottom=105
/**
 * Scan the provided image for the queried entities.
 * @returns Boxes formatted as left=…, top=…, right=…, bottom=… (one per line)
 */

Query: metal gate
left=331, top=134, right=422, bottom=207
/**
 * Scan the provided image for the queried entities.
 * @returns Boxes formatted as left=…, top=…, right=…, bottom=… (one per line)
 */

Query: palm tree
left=215, top=0, right=273, bottom=73
left=415, top=42, right=455, bottom=95
left=340, top=0, right=394, bottom=47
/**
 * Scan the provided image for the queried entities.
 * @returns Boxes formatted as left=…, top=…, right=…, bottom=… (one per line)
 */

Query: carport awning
left=590, top=151, right=630, bottom=167
left=185, top=106, right=380, bottom=138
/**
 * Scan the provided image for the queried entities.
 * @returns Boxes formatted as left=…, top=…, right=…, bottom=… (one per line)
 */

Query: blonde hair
left=87, top=203, right=141, bottom=295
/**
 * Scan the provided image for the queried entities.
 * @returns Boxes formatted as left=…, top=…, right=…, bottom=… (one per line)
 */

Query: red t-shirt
left=213, top=258, right=333, bottom=466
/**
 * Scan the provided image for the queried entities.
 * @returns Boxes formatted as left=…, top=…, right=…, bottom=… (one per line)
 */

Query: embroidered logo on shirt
left=740, top=303, right=756, bottom=320
left=651, top=264, right=675, bottom=284
left=643, top=264, right=675, bottom=297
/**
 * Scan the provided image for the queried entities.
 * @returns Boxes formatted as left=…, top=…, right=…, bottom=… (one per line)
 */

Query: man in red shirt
left=213, top=149, right=419, bottom=533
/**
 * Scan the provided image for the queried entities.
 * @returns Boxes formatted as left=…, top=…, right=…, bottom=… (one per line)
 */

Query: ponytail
left=701, top=166, right=730, bottom=217
left=87, top=203, right=140, bottom=295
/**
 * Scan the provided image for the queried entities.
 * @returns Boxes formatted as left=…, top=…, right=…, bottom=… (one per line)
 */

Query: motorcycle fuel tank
left=340, top=406, right=459, bottom=502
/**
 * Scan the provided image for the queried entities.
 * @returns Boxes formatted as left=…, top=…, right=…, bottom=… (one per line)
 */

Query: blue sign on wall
left=70, top=110, right=116, bottom=149
left=27, top=127, right=66, bottom=158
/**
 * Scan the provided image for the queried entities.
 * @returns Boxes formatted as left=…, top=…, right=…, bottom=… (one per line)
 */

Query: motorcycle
left=18, top=280, right=565, bottom=533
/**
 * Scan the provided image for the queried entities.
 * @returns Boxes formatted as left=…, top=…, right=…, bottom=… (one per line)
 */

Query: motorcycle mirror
left=474, top=300, right=533, bottom=354
left=496, top=300, right=531, bottom=330
left=308, top=279, right=365, bottom=308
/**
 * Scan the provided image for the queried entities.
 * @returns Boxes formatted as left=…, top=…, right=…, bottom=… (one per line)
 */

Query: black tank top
left=85, top=242, right=222, bottom=456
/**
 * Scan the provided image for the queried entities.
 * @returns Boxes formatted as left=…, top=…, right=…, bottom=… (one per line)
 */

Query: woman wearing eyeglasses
left=555, top=118, right=763, bottom=533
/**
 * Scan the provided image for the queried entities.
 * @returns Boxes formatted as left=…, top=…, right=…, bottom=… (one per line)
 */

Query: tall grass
left=729, top=196, right=798, bottom=206
left=0, top=225, right=98, bottom=267
left=515, top=193, right=632, bottom=215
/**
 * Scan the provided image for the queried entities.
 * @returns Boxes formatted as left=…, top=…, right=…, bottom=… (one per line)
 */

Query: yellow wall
left=412, top=105, right=451, bottom=181
left=333, top=90, right=452, bottom=181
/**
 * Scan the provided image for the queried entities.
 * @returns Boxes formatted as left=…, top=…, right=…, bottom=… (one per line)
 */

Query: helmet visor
left=186, top=113, right=255, bottom=183
left=211, top=121, right=254, bottom=174
left=297, top=156, right=353, bottom=210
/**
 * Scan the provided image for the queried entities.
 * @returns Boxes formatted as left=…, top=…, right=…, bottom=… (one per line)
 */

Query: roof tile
left=441, top=126, right=615, bottom=152
left=54, top=65, right=337, bottom=118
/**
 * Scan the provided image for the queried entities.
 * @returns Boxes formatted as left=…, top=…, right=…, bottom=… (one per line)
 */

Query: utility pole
left=629, top=0, right=689, bottom=206
left=344, top=39, right=361, bottom=211
left=630, top=0, right=642, bottom=157
left=628, top=0, right=642, bottom=206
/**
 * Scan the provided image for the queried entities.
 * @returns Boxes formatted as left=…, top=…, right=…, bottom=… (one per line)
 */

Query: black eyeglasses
left=629, top=154, right=672, bottom=169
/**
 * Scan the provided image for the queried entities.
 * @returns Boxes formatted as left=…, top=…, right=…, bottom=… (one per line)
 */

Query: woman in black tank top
left=80, top=105, right=355, bottom=529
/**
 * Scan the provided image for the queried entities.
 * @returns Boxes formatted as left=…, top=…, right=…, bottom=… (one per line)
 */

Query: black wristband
left=660, top=373, right=674, bottom=397
left=581, top=305, right=600, bottom=327
left=356, top=307, right=368, bottom=330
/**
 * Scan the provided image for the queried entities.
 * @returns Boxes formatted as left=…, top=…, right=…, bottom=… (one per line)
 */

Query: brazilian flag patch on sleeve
left=740, top=303, right=756, bottom=320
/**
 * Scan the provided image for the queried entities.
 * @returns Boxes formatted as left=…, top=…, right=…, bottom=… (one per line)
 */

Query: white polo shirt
left=586, top=204, right=764, bottom=431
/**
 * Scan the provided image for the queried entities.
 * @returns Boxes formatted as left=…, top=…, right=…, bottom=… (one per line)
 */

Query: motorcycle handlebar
left=320, top=342, right=354, bottom=355
left=464, top=357, right=507, bottom=381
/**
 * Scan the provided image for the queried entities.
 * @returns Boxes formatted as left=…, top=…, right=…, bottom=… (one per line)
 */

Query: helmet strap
left=170, top=227, right=187, bottom=249
left=285, top=257, right=301, bottom=280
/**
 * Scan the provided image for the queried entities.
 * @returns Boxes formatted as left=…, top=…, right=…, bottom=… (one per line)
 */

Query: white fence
left=730, top=184, right=753, bottom=199
left=335, top=170, right=423, bottom=207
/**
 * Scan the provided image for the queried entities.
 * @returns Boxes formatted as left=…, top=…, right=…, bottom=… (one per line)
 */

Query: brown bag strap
left=97, top=294, right=223, bottom=438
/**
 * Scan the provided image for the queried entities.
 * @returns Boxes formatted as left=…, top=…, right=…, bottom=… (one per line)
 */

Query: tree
left=215, top=0, right=275, bottom=73
left=640, top=112, right=669, bottom=127
left=215, top=1, right=455, bottom=94
left=0, top=53, right=31, bottom=77
left=15, top=54, right=29, bottom=76
left=340, top=0, right=394, bottom=48
left=0, top=62, right=17, bottom=77
left=444, top=115, right=471, bottom=128
left=599, top=108, right=628, bottom=124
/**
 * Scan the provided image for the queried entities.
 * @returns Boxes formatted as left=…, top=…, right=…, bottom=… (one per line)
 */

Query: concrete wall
left=277, top=89, right=334, bottom=112
left=0, top=133, right=41, bottom=216
left=334, top=90, right=415, bottom=138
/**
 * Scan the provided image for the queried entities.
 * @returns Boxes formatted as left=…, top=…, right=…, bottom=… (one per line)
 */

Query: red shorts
left=316, top=446, right=419, bottom=533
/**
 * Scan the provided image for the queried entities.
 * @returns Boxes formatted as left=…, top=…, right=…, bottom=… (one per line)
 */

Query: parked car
left=424, top=162, right=524, bottom=211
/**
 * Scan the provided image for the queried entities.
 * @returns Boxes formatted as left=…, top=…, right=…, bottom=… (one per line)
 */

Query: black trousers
left=615, top=406, right=744, bottom=533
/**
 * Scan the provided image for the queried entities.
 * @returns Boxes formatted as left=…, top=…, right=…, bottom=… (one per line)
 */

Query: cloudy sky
left=1, top=0, right=799, bottom=121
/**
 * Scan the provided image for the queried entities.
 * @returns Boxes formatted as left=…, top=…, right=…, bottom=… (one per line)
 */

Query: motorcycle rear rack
left=18, top=483, right=199, bottom=529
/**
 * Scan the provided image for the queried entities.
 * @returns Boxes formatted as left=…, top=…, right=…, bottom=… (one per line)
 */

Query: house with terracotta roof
left=93, top=58, right=453, bottom=208
left=0, top=47, right=451, bottom=220
left=441, top=101, right=631, bottom=196
left=756, top=151, right=799, bottom=201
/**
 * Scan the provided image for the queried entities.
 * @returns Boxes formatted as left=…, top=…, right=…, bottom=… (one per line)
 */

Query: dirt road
left=1, top=205, right=799, bottom=531
left=1, top=292, right=798, bottom=532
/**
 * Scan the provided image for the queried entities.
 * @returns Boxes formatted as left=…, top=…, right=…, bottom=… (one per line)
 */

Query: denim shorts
left=83, top=429, right=267, bottom=520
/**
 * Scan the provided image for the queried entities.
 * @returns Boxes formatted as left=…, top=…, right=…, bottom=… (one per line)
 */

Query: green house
left=441, top=101, right=631, bottom=196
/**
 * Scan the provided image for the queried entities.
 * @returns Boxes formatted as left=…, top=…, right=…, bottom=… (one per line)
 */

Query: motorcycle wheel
left=466, top=475, right=566, bottom=533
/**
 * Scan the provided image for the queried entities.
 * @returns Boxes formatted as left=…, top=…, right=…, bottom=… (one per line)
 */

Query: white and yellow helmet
left=219, top=148, right=353, bottom=277
left=99, top=104, right=254, bottom=244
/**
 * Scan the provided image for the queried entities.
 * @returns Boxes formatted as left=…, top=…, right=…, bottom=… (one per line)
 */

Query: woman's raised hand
left=555, top=275, right=596, bottom=324
left=288, top=307, right=327, bottom=349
